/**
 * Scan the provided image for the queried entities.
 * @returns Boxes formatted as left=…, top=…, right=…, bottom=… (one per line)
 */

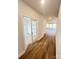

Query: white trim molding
left=18, top=50, right=25, bottom=58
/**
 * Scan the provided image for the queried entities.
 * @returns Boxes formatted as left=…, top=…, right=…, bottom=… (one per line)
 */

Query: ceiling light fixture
left=41, top=0, right=45, bottom=4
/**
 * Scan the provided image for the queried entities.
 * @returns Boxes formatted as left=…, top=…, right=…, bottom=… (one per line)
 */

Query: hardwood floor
left=19, top=34, right=56, bottom=59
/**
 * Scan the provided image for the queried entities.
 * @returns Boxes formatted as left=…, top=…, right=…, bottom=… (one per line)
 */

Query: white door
left=24, top=17, right=32, bottom=48
left=24, top=17, right=37, bottom=48
left=32, top=21, right=37, bottom=41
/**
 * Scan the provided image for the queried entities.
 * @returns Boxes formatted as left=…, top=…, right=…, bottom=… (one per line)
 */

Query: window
left=46, top=23, right=56, bottom=35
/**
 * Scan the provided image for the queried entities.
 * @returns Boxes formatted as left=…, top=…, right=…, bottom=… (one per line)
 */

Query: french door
left=24, top=16, right=37, bottom=48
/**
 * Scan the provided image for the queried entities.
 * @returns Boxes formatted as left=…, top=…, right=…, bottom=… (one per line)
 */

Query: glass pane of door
left=32, top=21, right=37, bottom=40
left=24, top=17, right=32, bottom=47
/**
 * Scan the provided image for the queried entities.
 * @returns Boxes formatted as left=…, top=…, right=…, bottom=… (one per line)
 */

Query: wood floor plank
left=19, top=34, right=56, bottom=59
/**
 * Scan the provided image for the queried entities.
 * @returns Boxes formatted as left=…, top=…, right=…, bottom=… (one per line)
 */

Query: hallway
left=18, top=0, right=61, bottom=59
left=19, top=34, right=56, bottom=59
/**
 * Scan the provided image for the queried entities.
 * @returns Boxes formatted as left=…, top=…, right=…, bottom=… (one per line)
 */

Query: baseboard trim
left=18, top=50, right=25, bottom=58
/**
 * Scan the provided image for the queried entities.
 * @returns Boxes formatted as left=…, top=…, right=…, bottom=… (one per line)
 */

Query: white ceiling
left=23, top=0, right=60, bottom=17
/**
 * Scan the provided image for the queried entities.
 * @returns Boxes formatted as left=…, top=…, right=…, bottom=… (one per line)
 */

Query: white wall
left=56, top=7, right=61, bottom=59
left=18, top=15, right=25, bottom=57
left=18, top=0, right=46, bottom=57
